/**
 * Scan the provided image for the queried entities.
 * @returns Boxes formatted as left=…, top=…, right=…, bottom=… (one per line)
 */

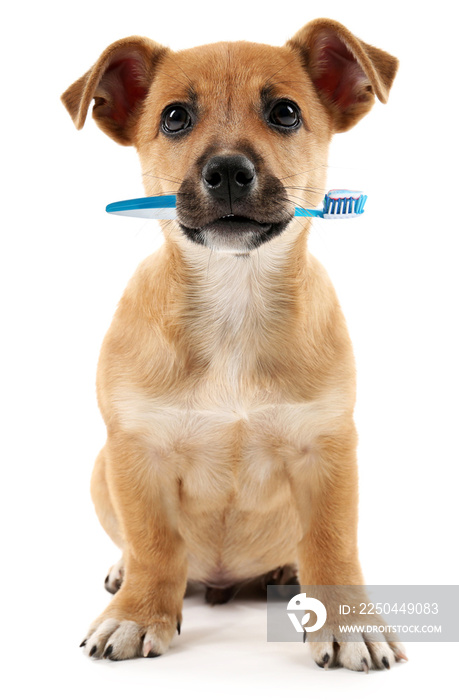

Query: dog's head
left=62, top=20, right=397, bottom=255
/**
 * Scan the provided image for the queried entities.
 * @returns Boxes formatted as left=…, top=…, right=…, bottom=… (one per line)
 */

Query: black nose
left=202, top=155, right=256, bottom=205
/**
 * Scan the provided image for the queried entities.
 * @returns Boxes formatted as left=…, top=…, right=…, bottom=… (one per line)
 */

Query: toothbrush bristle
left=323, top=190, right=367, bottom=219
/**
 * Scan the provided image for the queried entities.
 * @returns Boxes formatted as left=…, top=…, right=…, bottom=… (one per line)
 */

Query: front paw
left=309, top=630, right=407, bottom=672
left=80, top=613, right=180, bottom=661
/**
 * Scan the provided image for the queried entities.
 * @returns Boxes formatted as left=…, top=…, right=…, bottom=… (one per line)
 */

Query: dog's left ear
left=287, top=19, right=399, bottom=132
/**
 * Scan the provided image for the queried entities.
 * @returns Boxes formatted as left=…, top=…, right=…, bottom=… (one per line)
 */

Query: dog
left=62, top=18, right=403, bottom=670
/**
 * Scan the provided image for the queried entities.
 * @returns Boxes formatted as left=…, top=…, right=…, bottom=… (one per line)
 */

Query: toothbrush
left=106, top=189, right=367, bottom=220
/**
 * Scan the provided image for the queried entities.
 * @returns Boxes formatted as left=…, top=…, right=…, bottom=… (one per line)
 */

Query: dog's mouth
left=176, top=153, right=295, bottom=253
left=178, top=213, right=291, bottom=252
left=200, top=213, right=274, bottom=235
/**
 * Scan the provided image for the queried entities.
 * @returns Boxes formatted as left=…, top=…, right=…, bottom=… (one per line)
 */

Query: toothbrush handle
left=106, top=198, right=326, bottom=218
left=106, top=195, right=177, bottom=213
left=294, top=206, right=323, bottom=218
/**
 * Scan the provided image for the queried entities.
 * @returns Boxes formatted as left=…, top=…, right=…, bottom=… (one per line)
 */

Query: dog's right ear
left=61, top=37, right=168, bottom=146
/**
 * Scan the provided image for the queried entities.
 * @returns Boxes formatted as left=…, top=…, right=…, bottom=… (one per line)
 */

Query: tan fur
left=62, top=19, right=404, bottom=668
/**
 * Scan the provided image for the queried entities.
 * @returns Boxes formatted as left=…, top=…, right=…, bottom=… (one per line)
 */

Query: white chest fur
left=113, top=245, right=347, bottom=494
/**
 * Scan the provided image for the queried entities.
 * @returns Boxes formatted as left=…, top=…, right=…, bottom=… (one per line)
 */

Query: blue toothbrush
left=106, top=189, right=367, bottom=220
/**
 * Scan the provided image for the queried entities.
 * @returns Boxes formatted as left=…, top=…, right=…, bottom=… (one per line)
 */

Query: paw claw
left=89, top=645, right=97, bottom=657
left=103, top=644, right=113, bottom=659
left=142, top=638, right=162, bottom=658
left=362, top=658, right=369, bottom=674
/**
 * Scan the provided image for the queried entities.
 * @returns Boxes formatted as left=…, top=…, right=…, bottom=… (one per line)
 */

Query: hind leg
left=204, top=564, right=299, bottom=605
left=90, top=446, right=125, bottom=593
left=104, top=557, right=124, bottom=594
left=260, top=563, right=299, bottom=589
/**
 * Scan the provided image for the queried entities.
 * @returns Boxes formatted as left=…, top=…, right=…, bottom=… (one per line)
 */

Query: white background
left=1, top=0, right=458, bottom=697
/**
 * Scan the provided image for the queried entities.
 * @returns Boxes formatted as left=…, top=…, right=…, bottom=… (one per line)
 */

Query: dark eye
left=162, top=105, right=192, bottom=134
left=268, top=101, right=301, bottom=128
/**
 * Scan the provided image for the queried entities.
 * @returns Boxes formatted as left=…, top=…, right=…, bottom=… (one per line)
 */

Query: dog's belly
left=113, top=385, right=347, bottom=585
left=179, top=415, right=304, bottom=584
left=183, top=495, right=302, bottom=587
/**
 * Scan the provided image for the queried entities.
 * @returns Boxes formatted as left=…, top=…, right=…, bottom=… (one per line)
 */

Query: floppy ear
left=61, top=36, right=168, bottom=145
left=287, top=19, right=399, bottom=132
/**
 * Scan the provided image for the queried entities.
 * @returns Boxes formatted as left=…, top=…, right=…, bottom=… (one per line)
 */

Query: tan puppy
left=62, top=19, right=402, bottom=670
